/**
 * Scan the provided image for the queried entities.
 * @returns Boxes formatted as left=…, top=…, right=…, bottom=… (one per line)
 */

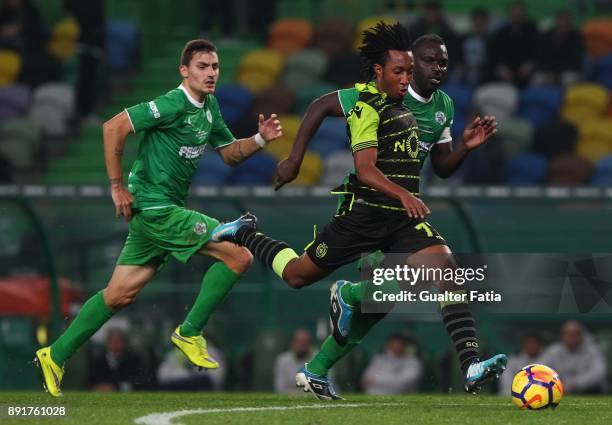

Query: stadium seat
left=29, top=83, right=75, bottom=137
left=0, top=84, right=30, bottom=123
left=251, top=85, right=296, bottom=117
left=582, top=18, right=612, bottom=58
left=268, top=18, right=313, bottom=56
left=547, top=153, right=593, bottom=185
left=264, top=115, right=301, bottom=160
left=227, top=152, right=277, bottom=185
left=313, top=20, right=355, bottom=58
left=518, top=85, right=563, bottom=125
left=106, top=20, right=140, bottom=71
left=563, top=83, right=609, bottom=114
left=451, top=113, right=467, bottom=141
left=591, top=54, right=612, bottom=89
left=237, top=49, right=284, bottom=93
left=592, top=155, right=612, bottom=186
left=495, top=116, right=534, bottom=158
left=0, top=50, right=22, bottom=86
left=214, top=85, right=252, bottom=125
left=321, top=151, right=354, bottom=186
left=325, top=52, right=361, bottom=88
left=291, top=151, right=323, bottom=185
left=47, top=18, right=80, bottom=61
left=506, top=153, right=548, bottom=185
left=296, top=82, right=339, bottom=115
left=194, top=152, right=232, bottom=185
left=310, top=117, right=348, bottom=156
left=353, top=17, right=396, bottom=50
left=281, top=49, right=328, bottom=88
left=575, top=139, right=612, bottom=163
left=0, top=118, right=41, bottom=169
left=473, top=82, right=519, bottom=119
left=440, top=83, right=472, bottom=116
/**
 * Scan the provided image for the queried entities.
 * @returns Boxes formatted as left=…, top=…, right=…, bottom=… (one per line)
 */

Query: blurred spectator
left=0, top=0, right=45, bottom=53
left=0, top=0, right=61, bottom=86
left=64, top=0, right=106, bottom=126
left=408, top=1, right=459, bottom=72
left=535, top=10, right=584, bottom=86
left=88, top=328, right=144, bottom=392
left=490, top=1, right=540, bottom=87
left=200, top=0, right=237, bottom=39
left=157, top=342, right=226, bottom=391
left=361, top=333, right=423, bottom=394
left=540, top=321, right=608, bottom=394
left=498, top=333, right=544, bottom=395
left=274, top=328, right=313, bottom=394
left=456, top=8, right=492, bottom=86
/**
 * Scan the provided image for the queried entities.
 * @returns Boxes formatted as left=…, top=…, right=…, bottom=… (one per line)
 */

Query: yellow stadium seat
left=562, top=104, right=600, bottom=126
left=268, top=18, right=313, bottom=56
left=47, top=18, right=80, bottom=61
left=578, top=119, right=612, bottom=145
left=264, top=115, right=301, bottom=159
left=0, top=50, right=22, bottom=86
left=236, top=70, right=278, bottom=94
left=292, top=151, right=323, bottom=185
left=353, top=17, right=396, bottom=50
left=237, top=49, right=284, bottom=93
left=564, top=83, right=609, bottom=113
left=576, top=139, right=612, bottom=163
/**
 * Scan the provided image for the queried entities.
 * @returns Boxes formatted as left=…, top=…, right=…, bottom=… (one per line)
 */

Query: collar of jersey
left=178, top=84, right=205, bottom=108
left=355, top=82, right=387, bottom=99
left=408, top=84, right=433, bottom=103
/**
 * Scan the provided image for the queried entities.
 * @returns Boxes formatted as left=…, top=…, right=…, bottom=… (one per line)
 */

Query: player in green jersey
left=34, top=39, right=282, bottom=397
left=215, top=23, right=505, bottom=400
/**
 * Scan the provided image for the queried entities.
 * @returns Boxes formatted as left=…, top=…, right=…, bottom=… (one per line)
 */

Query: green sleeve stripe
left=352, top=141, right=378, bottom=152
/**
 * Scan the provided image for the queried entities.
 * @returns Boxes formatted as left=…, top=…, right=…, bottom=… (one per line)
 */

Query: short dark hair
left=359, top=21, right=412, bottom=80
left=412, top=33, right=445, bottom=54
left=180, top=39, right=217, bottom=66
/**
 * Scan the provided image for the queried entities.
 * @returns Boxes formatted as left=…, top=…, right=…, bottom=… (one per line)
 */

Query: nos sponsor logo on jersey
left=179, top=144, right=206, bottom=159
left=435, top=111, right=446, bottom=125
left=148, top=101, right=161, bottom=119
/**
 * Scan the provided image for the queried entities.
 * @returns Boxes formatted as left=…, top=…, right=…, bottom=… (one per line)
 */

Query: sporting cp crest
left=315, top=242, right=328, bottom=258
left=193, top=222, right=207, bottom=235
left=435, top=111, right=446, bottom=125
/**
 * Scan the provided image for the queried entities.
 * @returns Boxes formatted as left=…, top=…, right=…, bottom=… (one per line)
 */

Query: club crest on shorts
left=435, top=111, right=446, bottom=125
left=316, top=242, right=328, bottom=258
left=193, top=222, right=207, bottom=235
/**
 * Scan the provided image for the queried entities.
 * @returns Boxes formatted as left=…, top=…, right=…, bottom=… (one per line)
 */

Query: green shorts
left=117, top=205, right=220, bottom=271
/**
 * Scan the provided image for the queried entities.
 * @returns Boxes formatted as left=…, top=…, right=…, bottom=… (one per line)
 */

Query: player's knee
left=104, top=287, right=137, bottom=310
left=224, top=247, right=253, bottom=274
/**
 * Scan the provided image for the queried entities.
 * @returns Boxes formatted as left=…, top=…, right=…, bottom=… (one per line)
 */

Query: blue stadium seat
left=215, top=85, right=252, bottom=125
left=227, top=152, right=277, bottom=185
left=451, top=113, right=467, bottom=141
left=518, top=85, right=563, bottom=126
left=194, top=152, right=232, bottom=185
left=0, top=84, right=30, bottom=123
left=592, top=54, right=612, bottom=89
left=106, top=20, right=139, bottom=71
left=310, top=118, right=348, bottom=156
left=506, top=153, right=548, bottom=185
left=441, top=83, right=472, bottom=115
left=592, top=155, right=612, bottom=186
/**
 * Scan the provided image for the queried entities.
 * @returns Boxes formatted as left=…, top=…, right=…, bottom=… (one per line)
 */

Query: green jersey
left=125, top=85, right=234, bottom=209
left=338, top=84, right=454, bottom=166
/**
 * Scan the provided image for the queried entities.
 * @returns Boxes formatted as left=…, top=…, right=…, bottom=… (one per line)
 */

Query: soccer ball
left=511, top=364, right=563, bottom=410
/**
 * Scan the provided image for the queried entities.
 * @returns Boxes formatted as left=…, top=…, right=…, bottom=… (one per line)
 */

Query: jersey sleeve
left=207, top=95, right=236, bottom=149
left=437, top=96, right=455, bottom=145
left=125, top=92, right=183, bottom=132
left=347, top=101, right=379, bottom=153
left=338, top=88, right=359, bottom=117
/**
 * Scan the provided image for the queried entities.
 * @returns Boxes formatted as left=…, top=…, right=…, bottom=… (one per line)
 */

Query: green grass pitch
left=1, top=392, right=611, bottom=425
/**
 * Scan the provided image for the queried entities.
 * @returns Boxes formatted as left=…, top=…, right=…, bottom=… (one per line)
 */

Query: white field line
left=134, top=400, right=612, bottom=425
left=134, top=403, right=402, bottom=425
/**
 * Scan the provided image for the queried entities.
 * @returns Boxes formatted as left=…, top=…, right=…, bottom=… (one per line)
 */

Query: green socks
left=306, top=309, right=386, bottom=376
left=340, top=278, right=400, bottom=305
left=50, top=290, right=114, bottom=366
left=180, top=262, right=241, bottom=337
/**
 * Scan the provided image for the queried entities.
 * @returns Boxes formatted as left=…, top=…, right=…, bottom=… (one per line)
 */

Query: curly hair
left=359, top=21, right=412, bottom=81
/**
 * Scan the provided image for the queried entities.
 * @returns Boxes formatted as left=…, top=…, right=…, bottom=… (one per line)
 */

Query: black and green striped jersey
left=338, top=82, right=420, bottom=212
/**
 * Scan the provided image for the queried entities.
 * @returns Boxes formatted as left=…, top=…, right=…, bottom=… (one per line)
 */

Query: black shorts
left=305, top=204, right=446, bottom=270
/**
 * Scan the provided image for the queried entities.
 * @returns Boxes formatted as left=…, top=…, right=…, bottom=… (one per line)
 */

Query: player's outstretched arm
left=217, top=113, right=282, bottom=166
left=354, top=148, right=430, bottom=219
left=430, top=115, right=497, bottom=178
left=274, top=91, right=344, bottom=190
left=103, top=111, right=135, bottom=221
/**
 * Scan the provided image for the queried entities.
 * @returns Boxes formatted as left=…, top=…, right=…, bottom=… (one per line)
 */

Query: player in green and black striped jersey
left=216, top=23, right=506, bottom=400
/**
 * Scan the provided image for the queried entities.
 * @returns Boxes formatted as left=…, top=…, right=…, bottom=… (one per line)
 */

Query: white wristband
left=254, top=132, right=267, bottom=148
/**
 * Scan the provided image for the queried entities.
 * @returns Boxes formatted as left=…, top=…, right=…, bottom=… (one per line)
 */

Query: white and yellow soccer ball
left=511, top=364, right=563, bottom=410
